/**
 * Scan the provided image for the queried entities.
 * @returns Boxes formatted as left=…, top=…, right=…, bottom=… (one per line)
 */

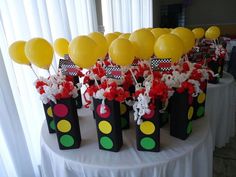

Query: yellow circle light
left=98, top=120, right=112, bottom=134
left=140, top=121, right=155, bottom=135
left=47, top=107, right=53, bottom=118
left=120, top=103, right=127, bottom=115
left=188, top=106, right=194, bottom=120
left=198, top=93, right=206, bottom=104
left=57, top=120, right=71, bottom=133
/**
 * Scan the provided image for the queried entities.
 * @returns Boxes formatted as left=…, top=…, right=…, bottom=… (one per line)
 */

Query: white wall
left=159, top=0, right=236, bottom=26
left=185, top=0, right=236, bottom=26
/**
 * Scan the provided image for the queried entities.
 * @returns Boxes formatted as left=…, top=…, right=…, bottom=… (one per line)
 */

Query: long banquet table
left=206, top=72, right=235, bottom=148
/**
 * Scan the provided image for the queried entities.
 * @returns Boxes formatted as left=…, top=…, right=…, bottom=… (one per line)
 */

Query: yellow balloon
left=205, top=26, right=220, bottom=40
left=129, top=29, right=155, bottom=60
left=105, top=33, right=119, bottom=47
left=109, top=38, right=134, bottom=66
left=88, top=32, right=108, bottom=60
left=8, top=41, right=30, bottom=65
left=192, top=28, right=205, bottom=39
left=171, top=27, right=195, bottom=54
left=69, top=36, right=98, bottom=69
left=151, top=28, right=168, bottom=40
left=163, top=28, right=171, bottom=33
left=146, top=28, right=153, bottom=31
left=114, top=32, right=122, bottom=36
left=154, top=34, right=184, bottom=63
left=25, top=38, right=53, bottom=69
left=119, top=33, right=131, bottom=40
left=53, top=38, right=69, bottom=57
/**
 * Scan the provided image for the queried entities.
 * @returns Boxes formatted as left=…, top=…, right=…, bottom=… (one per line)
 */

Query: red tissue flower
left=182, top=62, right=190, bottom=72
left=177, top=81, right=195, bottom=95
left=35, top=81, right=47, bottom=89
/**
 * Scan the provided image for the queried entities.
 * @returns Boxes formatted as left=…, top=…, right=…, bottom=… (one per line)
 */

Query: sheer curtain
left=0, top=0, right=97, bottom=177
left=0, top=0, right=153, bottom=177
left=101, top=0, right=153, bottom=33
left=0, top=49, right=34, bottom=177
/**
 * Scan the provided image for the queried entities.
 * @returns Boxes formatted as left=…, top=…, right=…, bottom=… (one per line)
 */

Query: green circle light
left=197, top=106, right=205, bottom=117
left=140, top=137, right=156, bottom=150
left=187, top=122, right=192, bottom=134
left=49, top=120, right=55, bottom=130
left=100, top=136, right=113, bottom=149
left=60, top=135, right=74, bottom=147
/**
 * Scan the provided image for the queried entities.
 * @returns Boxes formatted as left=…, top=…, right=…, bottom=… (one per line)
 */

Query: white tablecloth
left=41, top=110, right=213, bottom=177
left=206, top=72, right=236, bottom=148
left=226, top=39, right=236, bottom=55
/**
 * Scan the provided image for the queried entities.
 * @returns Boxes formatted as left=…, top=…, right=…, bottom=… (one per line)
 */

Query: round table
left=41, top=110, right=213, bottom=177
left=206, top=72, right=235, bottom=148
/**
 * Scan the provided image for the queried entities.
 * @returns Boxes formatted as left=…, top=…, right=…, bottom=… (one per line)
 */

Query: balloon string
left=51, top=64, right=57, bottom=74
left=47, top=69, right=51, bottom=76
left=129, top=68, right=138, bottom=85
left=102, top=61, right=105, bottom=67
left=185, top=54, right=189, bottom=61
left=108, top=57, right=113, bottom=66
left=196, top=39, right=199, bottom=46
left=203, top=56, right=207, bottom=67
left=29, top=65, right=39, bottom=79
left=213, top=39, right=217, bottom=46
left=83, top=88, right=92, bottom=108
left=97, top=62, right=101, bottom=76
left=146, top=60, right=153, bottom=76
left=90, top=70, right=100, bottom=88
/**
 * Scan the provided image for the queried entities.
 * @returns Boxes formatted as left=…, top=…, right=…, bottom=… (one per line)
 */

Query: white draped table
left=206, top=72, right=236, bottom=148
left=41, top=110, right=213, bottom=177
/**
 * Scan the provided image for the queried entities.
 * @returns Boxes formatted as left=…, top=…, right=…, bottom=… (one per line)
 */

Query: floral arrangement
left=34, top=72, right=81, bottom=104
left=80, top=55, right=211, bottom=125
left=163, top=61, right=210, bottom=94
left=86, top=79, right=130, bottom=102
left=132, top=76, right=169, bottom=124
left=188, top=37, right=227, bottom=64
left=83, top=61, right=106, bottom=86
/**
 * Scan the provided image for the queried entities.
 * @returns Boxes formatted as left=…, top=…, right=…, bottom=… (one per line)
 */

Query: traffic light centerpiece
left=133, top=78, right=169, bottom=152
left=87, top=80, right=130, bottom=152
left=34, top=72, right=82, bottom=150
left=161, top=61, right=211, bottom=140
left=51, top=97, right=81, bottom=150
left=189, top=26, right=226, bottom=83
left=207, top=44, right=227, bottom=83
left=189, top=41, right=227, bottom=83
left=170, top=91, right=193, bottom=140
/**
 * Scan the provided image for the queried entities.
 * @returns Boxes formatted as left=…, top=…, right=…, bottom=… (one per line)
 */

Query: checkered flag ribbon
left=105, top=66, right=122, bottom=79
left=151, top=58, right=172, bottom=71
left=59, top=59, right=80, bottom=76
left=64, top=54, right=71, bottom=60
